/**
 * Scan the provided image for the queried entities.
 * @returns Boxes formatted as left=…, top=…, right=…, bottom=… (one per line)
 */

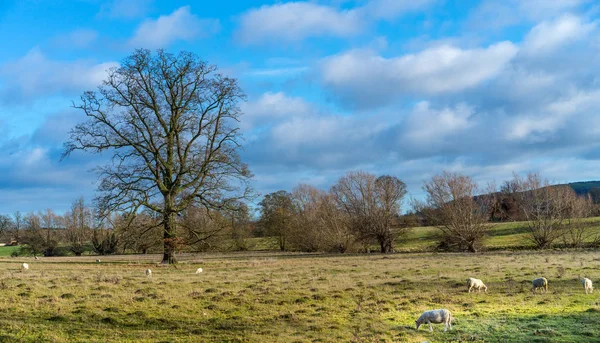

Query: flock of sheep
left=415, top=276, right=594, bottom=332
left=16, top=261, right=595, bottom=335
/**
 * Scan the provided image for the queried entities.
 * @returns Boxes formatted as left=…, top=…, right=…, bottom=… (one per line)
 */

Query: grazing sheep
left=21, top=263, right=29, bottom=271
left=467, top=277, right=487, bottom=293
left=96, top=259, right=101, bottom=263
left=196, top=268, right=203, bottom=274
left=34, top=256, right=39, bottom=260
left=146, top=269, right=152, bottom=277
left=581, top=277, right=593, bottom=294
left=415, top=309, right=453, bottom=332
left=532, top=277, right=548, bottom=293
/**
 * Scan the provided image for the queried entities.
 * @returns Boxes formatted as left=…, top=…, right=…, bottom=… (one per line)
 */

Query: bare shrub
left=332, top=171, right=407, bottom=253
left=508, top=173, right=574, bottom=249
left=416, top=171, right=490, bottom=252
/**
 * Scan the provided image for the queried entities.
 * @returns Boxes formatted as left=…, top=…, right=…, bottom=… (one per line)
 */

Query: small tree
left=258, top=191, right=294, bottom=251
left=332, top=171, right=407, bottom=253
left=116, top=212, right=162, bottom=254
left=508, top=173, right=572, bottom=249
left=227, top=202, right=254, bottom=251
left=288, top=185, right=326, bottom=252
left=180, top=206, right=229, bottom=252
left=562, top=193, right=597, bottom=247
left=0, top=215, right=14, bottom=242
left=12, top=211, right=22, bottom=242
left=92, top=229, right=119, bottom=255
left=316, top=192, right=354, bottom=253
left=20, top=213, right=46, bottom=256
left=39, top=209, right=61, bottom=256
left=64, top=197, right=93, bottom=256
left=418, top=171, right=489, bottom=252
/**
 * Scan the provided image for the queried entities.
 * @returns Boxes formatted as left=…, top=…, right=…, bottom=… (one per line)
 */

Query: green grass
left=0, top=245, right=20, bottom=257
left=397, top=218, right=600, bottom=252
left=235, top=218, right=600, bottom=254
left=0, top=251, right=599, bottom=342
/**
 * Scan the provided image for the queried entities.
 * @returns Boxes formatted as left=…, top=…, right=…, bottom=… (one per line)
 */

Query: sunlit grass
left=0, top=245, right=20, bottom=257
left=399, top=218, right=600, bottom=252
left=0, top=250, right=598, bottom=342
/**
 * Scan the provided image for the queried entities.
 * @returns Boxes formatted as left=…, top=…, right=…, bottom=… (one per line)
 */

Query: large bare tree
left=63, top=49, right=252, bottom=264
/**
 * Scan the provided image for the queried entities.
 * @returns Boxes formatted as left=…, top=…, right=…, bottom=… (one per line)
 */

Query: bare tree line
left=2, top=170, right=597, bottom=256
left=1, top=196, right=253, bottom=257
left=258, top=171, right=407, bottom=253
left=415, top=171, right=599, bottom=252
left=259, top=170, right=600, bottom=254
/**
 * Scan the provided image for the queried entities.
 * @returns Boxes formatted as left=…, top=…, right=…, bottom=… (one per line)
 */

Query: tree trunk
left=279, top=234, right=286, bottom=251
left=379, top=232, right=394, bottom=253
left=162, top=201, right=178, bottom=264
left=468, top=242, right=477, bottom=253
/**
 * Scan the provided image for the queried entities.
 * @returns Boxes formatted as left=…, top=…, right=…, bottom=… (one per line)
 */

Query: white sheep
left=21, top=263, right=29, bottom=271
left=34, top=256, right=39, bottom=260
left=467, top=277, right=487, bottom=293
left=146, top=269, right=152, bottom=277
left=415, top=309, right=453, bottom=332
left=581, top=277, right=593, bottom=294
left=196, top=268, right=203, bottom=274
left=96, top=259, right=101, bottom=263
left=532, top=277, right=548, bottom=293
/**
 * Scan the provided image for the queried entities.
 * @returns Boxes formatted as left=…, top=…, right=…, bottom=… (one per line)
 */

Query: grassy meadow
left=0, top=249, right=599, bottom=342
left=398, top=219, right=600, bottom=252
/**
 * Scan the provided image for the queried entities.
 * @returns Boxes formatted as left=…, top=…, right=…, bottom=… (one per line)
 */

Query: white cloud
left=506, top=116, right=564, bottom=141
left=518, top=0, right=590, bottom=20
left=0, top=48, right=118, bottom=100
left=128, top=6, right=219, bottom=49
left=522, top=14, right=596, bottom=55
left=468, top=0, right=590, bottom=30
left=241, top=92, right=312, bottom=131
left=242, top=91, right=389, bottom=169
left=506, top=90, right=600, bottom=141
left=236, top=2, right=362, bottom=44
left=404, top=102, right=475, bottom=144
left=236, top=0, right=434, bottom=44
left=320, top=42, right=518, bottom=107
left=22, top=147, right=47, bottom=166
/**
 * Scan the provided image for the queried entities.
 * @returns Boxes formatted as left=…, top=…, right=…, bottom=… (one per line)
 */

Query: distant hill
left=567, top=181, right=600, bottom=196
left=473, top=181, right=600, bottom=215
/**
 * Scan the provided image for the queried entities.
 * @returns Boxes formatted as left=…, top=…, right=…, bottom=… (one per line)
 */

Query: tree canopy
left=63, top=49, right=252, bottom=264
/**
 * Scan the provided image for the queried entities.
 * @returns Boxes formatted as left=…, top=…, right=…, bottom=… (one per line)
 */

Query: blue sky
left=1, top=0, right=600, bottom=214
